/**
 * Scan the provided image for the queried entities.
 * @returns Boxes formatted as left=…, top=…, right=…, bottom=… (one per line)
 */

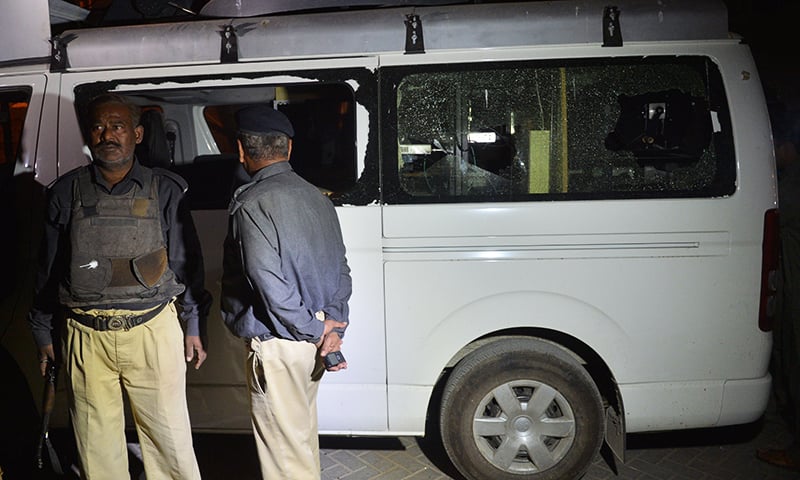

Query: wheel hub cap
left=513, top=416, right=533, bottom=433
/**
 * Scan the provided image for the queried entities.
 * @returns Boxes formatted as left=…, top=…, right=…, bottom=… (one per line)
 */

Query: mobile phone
left=323, top=351, right=346, bottom=369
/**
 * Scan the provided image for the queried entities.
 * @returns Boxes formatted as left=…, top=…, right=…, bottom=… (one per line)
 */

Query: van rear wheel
left=440, top=338, right=603, bottom=480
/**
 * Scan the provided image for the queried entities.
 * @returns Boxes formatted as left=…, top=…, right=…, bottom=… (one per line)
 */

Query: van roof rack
left=53, top=0, right=730, bottom=72
left=200, top=0, right=459, bottom=18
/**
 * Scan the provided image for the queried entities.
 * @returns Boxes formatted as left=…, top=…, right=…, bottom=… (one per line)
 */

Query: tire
left=440, top=338, right=603, bottom=480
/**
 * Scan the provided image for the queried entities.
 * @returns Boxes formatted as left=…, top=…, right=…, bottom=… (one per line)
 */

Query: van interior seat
left=172, top=153, right=247, bottom=210
left=135, top=109, right=173, bottom=169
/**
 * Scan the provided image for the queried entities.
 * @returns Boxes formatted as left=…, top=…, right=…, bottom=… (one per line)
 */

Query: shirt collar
left=250, top=160, right=292, bottom=183
left=229, top=161, right=292, bottom=214
left=90, top=158, right=147, bottom=192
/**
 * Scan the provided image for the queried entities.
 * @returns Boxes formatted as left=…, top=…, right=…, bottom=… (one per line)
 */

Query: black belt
left=70, top=302, right=168, bottom=331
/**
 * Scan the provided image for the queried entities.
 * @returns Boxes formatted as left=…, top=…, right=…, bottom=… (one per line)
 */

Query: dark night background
left=725, top=0, right=800, bottom=110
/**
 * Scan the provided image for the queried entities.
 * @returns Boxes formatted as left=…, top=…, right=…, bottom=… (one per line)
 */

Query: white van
left=0, top=0, right=780, bottom=479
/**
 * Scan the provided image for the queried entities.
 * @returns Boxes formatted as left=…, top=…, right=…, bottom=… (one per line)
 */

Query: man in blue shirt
left=221, top=105, right=351, bottom=479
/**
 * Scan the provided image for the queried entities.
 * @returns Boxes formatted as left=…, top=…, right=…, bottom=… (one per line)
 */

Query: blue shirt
left=221, top=161, right=351, bottom=342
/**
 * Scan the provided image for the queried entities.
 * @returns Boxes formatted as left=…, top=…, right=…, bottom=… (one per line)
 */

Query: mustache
left=94, top=141, right=121, bottom=149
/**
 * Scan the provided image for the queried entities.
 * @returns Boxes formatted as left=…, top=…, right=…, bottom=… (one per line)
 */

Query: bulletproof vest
left=59, top=166, right=184, bottom=308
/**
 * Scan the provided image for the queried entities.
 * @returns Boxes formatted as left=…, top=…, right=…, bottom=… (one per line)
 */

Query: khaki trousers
left=247, top=337, right=325, bottom=480
left=64, top=302, right=201, bottom=480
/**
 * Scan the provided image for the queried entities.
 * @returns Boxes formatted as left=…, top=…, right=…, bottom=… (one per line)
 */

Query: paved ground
left=191, top=398, right=799, bottom=480
left=7, top=398, right=798, bottom=480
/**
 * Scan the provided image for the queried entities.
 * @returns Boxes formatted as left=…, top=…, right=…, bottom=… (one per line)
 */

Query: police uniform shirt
left=28, top=160, right=206, bottom=347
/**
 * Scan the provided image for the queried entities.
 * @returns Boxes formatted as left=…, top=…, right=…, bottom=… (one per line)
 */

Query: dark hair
left=87, top=93, right=142, bottom=127
left=238, top=131, right=290, bottom=162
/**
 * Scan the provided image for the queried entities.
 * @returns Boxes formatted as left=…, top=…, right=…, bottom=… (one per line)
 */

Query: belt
left=70, top=302, right=168, bottom=331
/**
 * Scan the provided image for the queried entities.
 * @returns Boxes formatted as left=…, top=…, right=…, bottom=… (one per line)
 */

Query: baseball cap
left=236, top=104, right=295, bottom=138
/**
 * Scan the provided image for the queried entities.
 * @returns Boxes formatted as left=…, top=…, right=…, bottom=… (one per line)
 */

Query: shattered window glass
left=392, top=57, right=733, bottom=202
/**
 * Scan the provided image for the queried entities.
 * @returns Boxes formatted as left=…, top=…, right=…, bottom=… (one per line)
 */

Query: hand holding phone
left=323, top=351, right=346, bottom=369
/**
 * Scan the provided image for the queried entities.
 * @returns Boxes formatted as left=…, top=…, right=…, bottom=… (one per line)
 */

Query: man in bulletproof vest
left=28, top=93, right=208, bottom=479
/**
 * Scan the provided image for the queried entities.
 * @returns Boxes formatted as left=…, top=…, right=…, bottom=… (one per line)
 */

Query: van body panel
left=0, top=0, right=51, bottom=65
left=718, top=376, right=773, bottom=425
left=319, top=385, right=390, bottom=433
left=621, top=375, right=772, bottom=431
left=382, top=222, right=767, bottom=382
left=387, top=385, right=432, bottom=434
left=317, top=205, right=388, bottom=432
left=620, top=382, right=725, bottom=431
left=37, top=75, right=62, bottom=183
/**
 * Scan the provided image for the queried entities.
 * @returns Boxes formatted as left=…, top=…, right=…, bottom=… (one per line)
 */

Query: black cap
left=236, top=105, right=294, bottom=138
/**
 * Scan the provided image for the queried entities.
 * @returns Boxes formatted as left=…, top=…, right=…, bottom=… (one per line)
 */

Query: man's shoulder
left=233, top=181, right=271, bottom=214
left=48, top=164, right=89, bottom=193
left=238, top=170, right=318, bottom=203
left=151, top=167, right=189, bottom=194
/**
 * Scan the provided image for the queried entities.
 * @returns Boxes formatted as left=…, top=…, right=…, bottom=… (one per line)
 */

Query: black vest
left=59, top=166, right=184, bottom=308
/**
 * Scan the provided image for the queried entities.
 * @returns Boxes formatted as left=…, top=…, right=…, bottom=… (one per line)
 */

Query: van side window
left=0, top=89, right=31, bottom=171
left=184, top=83, right=358, bottom=210
left=76, top=80, right=361, bottom=211
left=383, top=57, right=734, bottom=203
